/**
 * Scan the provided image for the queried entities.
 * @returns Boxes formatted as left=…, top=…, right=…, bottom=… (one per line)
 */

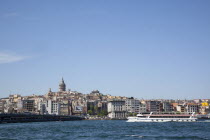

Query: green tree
left=133, top=113, right=137, bottom=116
left=103, top=110, right=108, bottom=116
left=87, top=110, right=93, bottom=115
left=90, top=105, right=94, bottom=111
left=94, top=106, right=98, bottom=114
left=128, top=112, right=133, bottom=116
left=97, top=110, right=108, bottom=117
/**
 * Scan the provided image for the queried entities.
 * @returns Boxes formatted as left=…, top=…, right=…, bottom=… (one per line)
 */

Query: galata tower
left=59, top=77, right=66, bottom=92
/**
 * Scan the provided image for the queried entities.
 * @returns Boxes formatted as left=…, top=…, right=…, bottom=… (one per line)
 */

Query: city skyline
left=0, top=1, right=210, bottom=99
left=1, top=77, right=209, bottom=100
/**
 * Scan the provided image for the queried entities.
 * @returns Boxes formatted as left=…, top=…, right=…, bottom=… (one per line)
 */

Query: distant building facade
left=108, top=100, right=126, bottom=119
left=162, top=102, right=173, bottom=112
left=176, top=105, right=185, bottom=112
left=125, top=97, right=140, bottom=113
left=0, top=100, right=5, bottom=113
left=17, top=99, right=35, bottom=113
left=186, top=104, right=199, bottom=113
left=139, top=102, right=147, bottom=113
left=146, top=101, right=162, bottom=112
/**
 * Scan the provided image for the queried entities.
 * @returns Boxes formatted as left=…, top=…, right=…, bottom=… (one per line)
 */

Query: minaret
left=59, top=77, right=66, bottom=92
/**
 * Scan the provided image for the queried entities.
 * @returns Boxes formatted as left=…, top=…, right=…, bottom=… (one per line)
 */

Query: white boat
left=127, top=112, right=197, bottom=122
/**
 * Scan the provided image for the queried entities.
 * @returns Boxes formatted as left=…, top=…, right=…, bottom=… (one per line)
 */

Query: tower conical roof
left=59, top=77, right=66, bottom=92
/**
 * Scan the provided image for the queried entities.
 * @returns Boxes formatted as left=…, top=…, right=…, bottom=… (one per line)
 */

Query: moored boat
left=127, top=112, right=197, bottom=122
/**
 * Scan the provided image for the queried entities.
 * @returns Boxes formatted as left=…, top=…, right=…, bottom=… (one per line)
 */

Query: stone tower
left=59, top=77, right=66, bottom=92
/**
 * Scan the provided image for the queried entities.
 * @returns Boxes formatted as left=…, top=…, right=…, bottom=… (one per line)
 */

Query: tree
left=128, top=112, right=133, bottom=116
left=101, top=110, right=108, bottom=116
left=87, top=110, right=93, bottom=115
left=97, top=110, right=108, bottom=117
left=90, top=105, right=94, bottom=111
left=94, top=106, right=98, bottom=114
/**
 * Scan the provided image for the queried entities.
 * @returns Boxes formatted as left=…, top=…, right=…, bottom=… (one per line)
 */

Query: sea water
left=0, top=120, right=210, bottom=140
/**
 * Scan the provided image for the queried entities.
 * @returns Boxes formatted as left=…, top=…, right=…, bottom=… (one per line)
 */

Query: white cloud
left=0, top=52, right=26, bottom=64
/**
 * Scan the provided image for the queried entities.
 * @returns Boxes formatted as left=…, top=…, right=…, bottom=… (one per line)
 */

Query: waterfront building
left=46, top=100, right=60, bottom=115
left=17, top=99, right=35, bottom=113
left=171, top=103, right=178, bottom=111
left=176, top=105, right=185, bottom=112
left=1, top=98, right=12, bottom=113
left=0, top=95, right=22, bottom=113
left=98, top=101, right=108, bottom=113
left=200, top=105, right=210, bottom=115
left=139, top=102, right=147, bottom=113
left=146, top=101, right=162, bottom=112
left=87, top=100, right=108, bottom=115
left=60, top=100, right=72, bottom=115
left=162, top=102, right=173, bottom=112
left=107, top=100, right=126, bottom=119
left=33, top=96, right=46, bottom=114
left=72, top=98, right=87, bottom=115
left=22, top=100, right=35, bottom=112
left=125, top=97, right=140, bottom=113
left=200, top=102, right=210, bottom=114
left=39, top=101, right=47, bottom=115
left=87, top=100, right=98, bottom=115
left=0, top=100, right=5, bottom=113
left=186, top=103, right=199, bottom=113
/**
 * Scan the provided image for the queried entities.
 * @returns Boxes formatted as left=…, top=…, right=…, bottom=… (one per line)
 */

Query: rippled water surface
left=0, top=120, right=210, bottom=140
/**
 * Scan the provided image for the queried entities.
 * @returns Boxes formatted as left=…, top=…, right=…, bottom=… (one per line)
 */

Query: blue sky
left=0, top=0, right=210, bottom=99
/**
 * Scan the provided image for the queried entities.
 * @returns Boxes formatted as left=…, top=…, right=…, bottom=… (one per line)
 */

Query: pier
left=0, top=114, right=84, bottom=123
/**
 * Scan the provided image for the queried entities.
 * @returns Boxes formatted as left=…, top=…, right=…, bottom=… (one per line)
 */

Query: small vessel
left=127, top=112, right=197, bottom=122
